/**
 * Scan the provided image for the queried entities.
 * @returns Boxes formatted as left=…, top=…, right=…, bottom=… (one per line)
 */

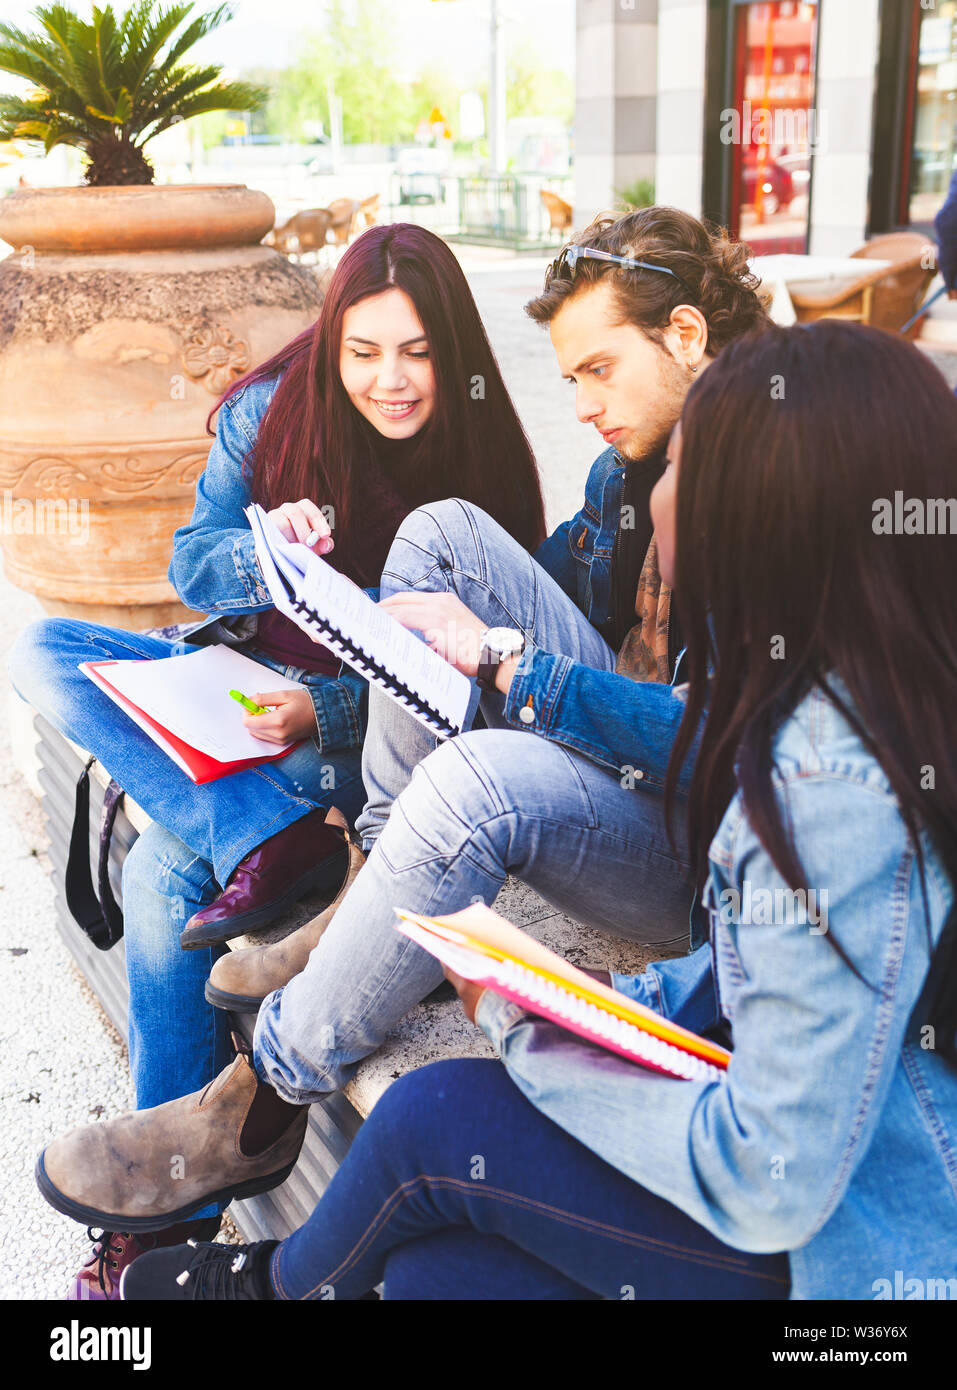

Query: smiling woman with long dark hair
left=8, top=222, right=546, bottom=1297
left=231, top=225, right=545, bottom=564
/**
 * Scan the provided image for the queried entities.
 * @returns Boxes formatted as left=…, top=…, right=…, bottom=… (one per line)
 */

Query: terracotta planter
left=0, top=184, right=323, bottom=629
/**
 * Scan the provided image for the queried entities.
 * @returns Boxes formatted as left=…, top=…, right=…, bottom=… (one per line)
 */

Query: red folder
left=81, top=660, right=301, bottom=785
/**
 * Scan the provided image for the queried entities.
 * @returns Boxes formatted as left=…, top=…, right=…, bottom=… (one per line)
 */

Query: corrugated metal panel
left=33, top=712, right=361, bottom=1242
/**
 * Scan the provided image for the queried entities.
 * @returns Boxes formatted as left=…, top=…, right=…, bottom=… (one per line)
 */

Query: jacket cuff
left=502, top=643, right=571, bottom=736
left=475, top=989, right=528, bottom=1049
left=308, top=676, right=363, bottom=754
left=229, top=531, right=272, bottom=608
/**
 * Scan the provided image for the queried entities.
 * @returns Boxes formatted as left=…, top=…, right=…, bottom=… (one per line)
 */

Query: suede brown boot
left=204, top=838, right=366, bottom=1012
left=36, top=1046, right=308, bottom=1234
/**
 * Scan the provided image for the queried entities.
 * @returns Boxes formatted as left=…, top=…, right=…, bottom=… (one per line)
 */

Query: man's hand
left=243, top=689, right=318, bottom=744
left=442, top=964, right=486, bottom=1024
left=378, top=592, right=488, bottom=677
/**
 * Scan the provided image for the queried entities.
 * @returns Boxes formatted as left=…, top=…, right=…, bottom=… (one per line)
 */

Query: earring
left=689, top=363, right=698, bottom=373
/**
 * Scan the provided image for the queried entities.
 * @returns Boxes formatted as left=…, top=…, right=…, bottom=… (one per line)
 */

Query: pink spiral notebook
left=395, top=904, right=730, bottom=1083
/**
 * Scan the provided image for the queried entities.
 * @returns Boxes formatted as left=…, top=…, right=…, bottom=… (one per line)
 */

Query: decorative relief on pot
left=100, top=449, right=209, bottom=493
left=182, top=323, right=250, bottom=395
left=0, top=456, right=90, bottom=493
left=0, top=446, right=208, bottom=496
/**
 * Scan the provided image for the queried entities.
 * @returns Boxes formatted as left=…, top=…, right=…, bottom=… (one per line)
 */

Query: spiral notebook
left=246, top=504, right=472, bottom=739
left=395, top=904, right=731, bottom=1082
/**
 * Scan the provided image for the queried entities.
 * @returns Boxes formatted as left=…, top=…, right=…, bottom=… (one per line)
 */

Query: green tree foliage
left=0, top=1, right=266, bottom=184
left=261, top=0, right=410, bottom=146
left=253, top=8, right=574, bottom=150
left=507, top=40, right=574, bottom=125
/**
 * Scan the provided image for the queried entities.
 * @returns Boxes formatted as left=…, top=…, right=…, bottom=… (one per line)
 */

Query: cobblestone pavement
left=1, top=247, right=953, bottom=1300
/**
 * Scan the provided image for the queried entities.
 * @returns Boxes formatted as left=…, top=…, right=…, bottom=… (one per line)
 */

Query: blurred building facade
left=576, top=0, right=956, bottom=254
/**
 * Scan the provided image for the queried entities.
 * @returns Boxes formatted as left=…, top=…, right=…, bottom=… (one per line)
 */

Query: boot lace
left=86, top=1229, right=130, bottom=1294
left=177, top=1241, right=270, bottom=1300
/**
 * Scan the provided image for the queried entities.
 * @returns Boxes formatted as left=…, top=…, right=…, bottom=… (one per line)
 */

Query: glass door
left=907, top=2, right=957, bottom=225
left=728, top=1, right=820, bottom=253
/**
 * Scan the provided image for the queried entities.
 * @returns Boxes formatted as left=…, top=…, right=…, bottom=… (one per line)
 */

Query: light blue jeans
left=254, top=499, right=693, bottom=1102
left=7, top=620, right=366, bottom=1120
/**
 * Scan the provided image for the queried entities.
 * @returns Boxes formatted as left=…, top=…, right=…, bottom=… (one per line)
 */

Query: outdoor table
left=750, top=254, right=894, bottom=325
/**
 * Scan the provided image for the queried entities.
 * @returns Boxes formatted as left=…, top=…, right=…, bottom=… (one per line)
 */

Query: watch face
left=484, top=627, right=524, bottom=658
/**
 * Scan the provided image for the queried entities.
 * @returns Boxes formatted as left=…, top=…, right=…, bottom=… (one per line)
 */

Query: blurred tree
left=507, top=40, right=574, bottom=124
left=261, top=0, right=412, bottom=145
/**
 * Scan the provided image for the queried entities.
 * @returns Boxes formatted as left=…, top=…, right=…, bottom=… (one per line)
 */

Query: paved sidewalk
left=0, top=581, right=139, bottom=1300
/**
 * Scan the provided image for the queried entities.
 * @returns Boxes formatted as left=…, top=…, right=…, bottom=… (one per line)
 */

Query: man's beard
left=616, top=349, right=691, bottom=463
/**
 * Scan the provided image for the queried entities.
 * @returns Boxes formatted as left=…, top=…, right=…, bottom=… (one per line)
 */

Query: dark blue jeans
left=270, top=1059, right=792, bottom=1301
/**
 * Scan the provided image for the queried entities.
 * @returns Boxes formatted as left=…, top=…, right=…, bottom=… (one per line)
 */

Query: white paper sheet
left=88, top=645, right=303, bottom=762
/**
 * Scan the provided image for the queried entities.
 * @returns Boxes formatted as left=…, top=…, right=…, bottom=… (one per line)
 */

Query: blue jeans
left=254, top=499, right=693, bottom=1102
left=270, top=1059, right=791, bottom=1300
left=7, top=619, right=366, bottom=1118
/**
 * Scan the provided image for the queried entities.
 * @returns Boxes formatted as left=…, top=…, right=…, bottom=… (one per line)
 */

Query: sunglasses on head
left=544, top=244, right=692, bottom=297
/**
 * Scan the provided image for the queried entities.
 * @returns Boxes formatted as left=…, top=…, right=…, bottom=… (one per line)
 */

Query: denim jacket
left=477, top=679, right=957, bottom=1300
left=525, top=446, right=691, bottom=794
left=168, top=377, right=370, bottom=754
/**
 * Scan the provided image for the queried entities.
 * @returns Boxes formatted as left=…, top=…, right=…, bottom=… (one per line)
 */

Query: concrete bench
left=28, top=709, right=658, bottom=1241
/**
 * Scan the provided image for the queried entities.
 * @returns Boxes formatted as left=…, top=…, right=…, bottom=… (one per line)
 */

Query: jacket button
left=519, top=706, right=535, bottom=724
left=633, top=769, right=644, bottom=780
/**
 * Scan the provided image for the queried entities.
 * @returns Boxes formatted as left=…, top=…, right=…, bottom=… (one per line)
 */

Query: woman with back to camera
left=9, top=222, right=546, bottom=1295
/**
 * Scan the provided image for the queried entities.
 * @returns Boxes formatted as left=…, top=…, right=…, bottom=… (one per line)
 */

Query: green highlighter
left=229, top=688, right=268, bottom=716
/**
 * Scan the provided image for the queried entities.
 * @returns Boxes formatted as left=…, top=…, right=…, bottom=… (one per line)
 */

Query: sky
left=0, top=0, right=576, bottom=84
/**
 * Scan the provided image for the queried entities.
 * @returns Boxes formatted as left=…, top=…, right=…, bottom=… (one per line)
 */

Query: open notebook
left=395, top=904, right=730, bottom=1083
left=80, top=644, right=303, bottom=784
left=246, top=504, right=473, bottom=740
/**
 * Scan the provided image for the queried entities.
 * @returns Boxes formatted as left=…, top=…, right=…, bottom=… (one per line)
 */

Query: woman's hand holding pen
left=267, top=498, right=334, bottom=554
left=243, top=689, right=318, bottom=743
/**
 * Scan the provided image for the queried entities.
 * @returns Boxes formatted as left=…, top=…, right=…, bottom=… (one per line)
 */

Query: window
left=728, top=1, right=820, bottom=253
left=909, top=3, right=957, bottom=225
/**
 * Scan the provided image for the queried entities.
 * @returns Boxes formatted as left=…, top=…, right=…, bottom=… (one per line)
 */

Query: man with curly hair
left=37, top=209, right=773, bottom=1232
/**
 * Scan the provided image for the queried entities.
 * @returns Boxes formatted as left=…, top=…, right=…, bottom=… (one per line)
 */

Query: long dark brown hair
left=665, top=321, right=957, bottom=1064
left=216, top=223, right=546, bottom=580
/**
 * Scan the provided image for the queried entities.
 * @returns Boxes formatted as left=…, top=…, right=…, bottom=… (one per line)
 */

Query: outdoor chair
left=325, top=197, right=361, bottom=247
left=266, top=208, right=332, bottom=260
left=541, top=189, right=573, bottom=237
left=359, top=194, right=380, bottom=228
left=791, top=232, right=937, bottom=338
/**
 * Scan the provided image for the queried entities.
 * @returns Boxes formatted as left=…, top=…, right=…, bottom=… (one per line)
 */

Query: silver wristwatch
left=477, top=626, right=526, bottom=691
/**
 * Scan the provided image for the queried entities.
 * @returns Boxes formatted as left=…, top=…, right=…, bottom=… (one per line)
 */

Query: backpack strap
left=65, top=756, right=125, bottom=951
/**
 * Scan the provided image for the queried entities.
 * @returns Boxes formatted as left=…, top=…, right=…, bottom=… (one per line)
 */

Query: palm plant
left=0, top=2, right=267, bottom=185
